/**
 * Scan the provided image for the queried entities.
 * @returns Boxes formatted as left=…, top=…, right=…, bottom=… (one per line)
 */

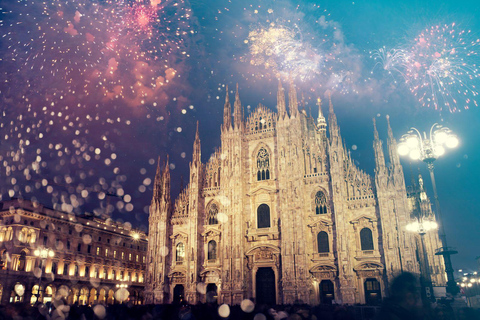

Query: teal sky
left=1, top=0, right=480, bottom=271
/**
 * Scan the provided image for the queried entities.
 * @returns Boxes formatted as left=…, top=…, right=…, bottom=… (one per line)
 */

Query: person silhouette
left=377, top=272, right=431, bottom=320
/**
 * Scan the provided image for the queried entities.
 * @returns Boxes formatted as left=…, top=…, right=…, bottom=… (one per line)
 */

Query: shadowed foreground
left=0, top=301, right=478, bottom=320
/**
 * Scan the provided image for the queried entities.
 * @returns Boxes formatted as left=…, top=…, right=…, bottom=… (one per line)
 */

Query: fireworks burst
left=126, top=1, right=159, bottom=35
left=246, top=23, right=323, bottom=81
left=373, top=23, right=480, bottom=112
left=371, top=47, right=409, bottom=80
left=407, top=23, right=479, bottom=111
left=236, top=3, right=363, bottom=95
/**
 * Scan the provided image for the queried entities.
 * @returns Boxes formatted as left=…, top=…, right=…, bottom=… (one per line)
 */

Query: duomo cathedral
left=145, top=81, right=445, bottom=305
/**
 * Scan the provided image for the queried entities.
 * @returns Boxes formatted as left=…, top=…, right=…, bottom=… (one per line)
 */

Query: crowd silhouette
left=0, top=273, right=478, bottom=320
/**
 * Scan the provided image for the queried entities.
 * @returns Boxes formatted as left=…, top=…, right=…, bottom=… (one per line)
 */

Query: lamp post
left=397, top=123, right=459, bottom=295
left=33, top=247, right=55, bottom=303
left=406, top=174, right=438, bottom=303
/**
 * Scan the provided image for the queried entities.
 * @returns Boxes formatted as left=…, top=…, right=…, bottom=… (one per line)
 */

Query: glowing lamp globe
left=434, top=146, right=445, bottom=157
left=398, top=143, right=410, bottom=156
left=406, top=136, right=419, bottom=148
left=435, top=131, right=448, bottom=144
left=446, top=136, right=459, bottom=148
left=409, top=149, right=421, bottom=160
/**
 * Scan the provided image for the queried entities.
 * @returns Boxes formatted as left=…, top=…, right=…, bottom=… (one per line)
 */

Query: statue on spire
left=316, top=98, right=326, bottom=132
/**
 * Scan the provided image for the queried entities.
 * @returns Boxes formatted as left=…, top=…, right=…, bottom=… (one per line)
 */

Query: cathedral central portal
left=256, top=267, right=276, bottom=305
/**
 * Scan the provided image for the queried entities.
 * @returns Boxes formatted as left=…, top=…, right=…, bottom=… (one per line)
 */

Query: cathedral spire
left=301, top=92, right=306, bottom=114
left=233, top=83, right=243, bottom=129
left=316, top=98, right=326, bottom=132
left=373, top=118, right=386, bottom=172
left=162, top=155, right=171, bottom=203
left=152, top=156, right=163, bottom=204
left=386, top=115, right=401, bottom=168
left=222, top=85, right=232, bottom=131
left=192, top=121, right=201, bottom=166
left=327, top=92, right=339, bottom=138
left=288, top=77, right=298, bottom=117
left=277, top=79, right=287, bottom=119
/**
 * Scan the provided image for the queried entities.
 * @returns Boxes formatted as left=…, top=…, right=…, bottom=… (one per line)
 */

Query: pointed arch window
left=208, top=240, right=217, bottom=260
left=317, top=231, right=329, bottom=253
left=257, top=204, right=270, bottom=228
left=315, top=191, right=328, bottom=214
left=257, top=148, right=270, bottom=181
left=207, top=203, right=219, bottom=225
left=176, top=243, right=185, bottom=262
left=360, top=228, right=374, bottom=251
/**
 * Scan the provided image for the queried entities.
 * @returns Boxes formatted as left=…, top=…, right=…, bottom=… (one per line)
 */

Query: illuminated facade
left=145, top=81, right=445, bottom=305
left=0, top=199, right=147, bottom=305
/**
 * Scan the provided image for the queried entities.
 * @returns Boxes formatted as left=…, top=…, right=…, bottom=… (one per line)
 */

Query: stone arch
left=44, top=285, right=55, bottom=303
left=88, top=288, right=97, bottom=305
left=107, top=289, right=115, bottom=305
left=98, top=288, right=107, bottom=303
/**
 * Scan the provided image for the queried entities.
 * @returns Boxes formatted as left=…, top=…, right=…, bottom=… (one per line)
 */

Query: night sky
left=1, top=0, right=479, bottom=271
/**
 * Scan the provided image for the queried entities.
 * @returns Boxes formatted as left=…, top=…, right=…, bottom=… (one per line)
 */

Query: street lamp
left=397, top=123, right=459, bottom=295
left=406, top=174, right=438, bottom=303
left=33, top=247, right=55, bottom=303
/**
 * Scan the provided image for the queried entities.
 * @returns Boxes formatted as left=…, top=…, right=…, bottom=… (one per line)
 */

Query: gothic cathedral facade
left=145, top=81, right=445, bottom=305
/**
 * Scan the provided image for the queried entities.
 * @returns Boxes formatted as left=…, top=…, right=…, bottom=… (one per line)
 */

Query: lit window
left=113, top=250, right=117, bottom=258
left=176, top=243, right=185, bottom=262
left=129, top=253, right=132, bottom=261
left=105, top=248, right=109, bottom=257
left=96, top=247, right=100, bottom=255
